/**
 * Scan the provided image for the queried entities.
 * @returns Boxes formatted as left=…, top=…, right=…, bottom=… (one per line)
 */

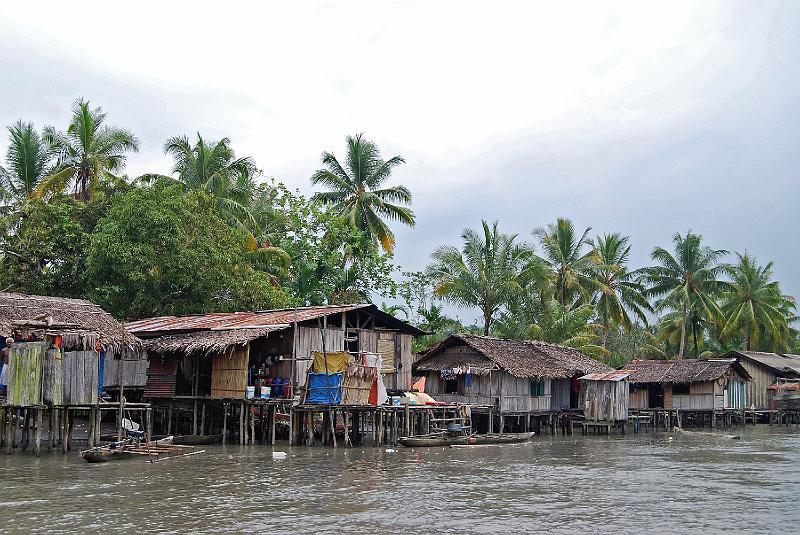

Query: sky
left=0, top=1, right=798, bottom=322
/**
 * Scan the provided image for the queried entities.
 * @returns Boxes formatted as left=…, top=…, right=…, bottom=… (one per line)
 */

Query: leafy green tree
left=591, top=233, right=652, bottom=347
left=721, top=253, right=794, bottom=351
left=0, top=120, right=51, bottom=205
left=428, top=220, right=534, bottom=335
left=640, top=231, right=727, bottom=358
left=311, top=133, right=414, bottom=252
left=413, top=304, right=468, bottom=351
left=534, top=217, right=599, bottom=306
left=85, top=183, right=291, bottom=318
left=38, top=99, right=138, bottom=200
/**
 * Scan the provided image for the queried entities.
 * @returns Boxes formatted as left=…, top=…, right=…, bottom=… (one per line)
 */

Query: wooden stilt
left=62, top=409, right=69, bottom=453
left=270, top=405, right=276, bottom=445
left=34, top=409, right=42, bottom=457
left=21, top=409, right=30, bottom=452
left=222, top=403, right=228, bottom=445
left=239, top=402, right=245, bottom=445
left=200, top=403, right=206, bottom=436
left=249, top=406, right=255, bottom=445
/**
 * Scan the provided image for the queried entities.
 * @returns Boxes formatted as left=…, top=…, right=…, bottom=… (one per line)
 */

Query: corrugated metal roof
left=128, top=303, right=426, bottom=336
left=128, top=304, right=369, bottom=334
left=579, top=371, right=631, bottom=381
left=729, top=351, right=800, bottom=376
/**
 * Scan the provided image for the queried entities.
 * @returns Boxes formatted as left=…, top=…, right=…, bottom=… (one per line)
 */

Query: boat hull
left=398, top=432, right=535, bottom=448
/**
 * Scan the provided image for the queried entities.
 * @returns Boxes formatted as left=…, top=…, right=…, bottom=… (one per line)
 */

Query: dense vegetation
left=0, top=99, right=796, bottom=364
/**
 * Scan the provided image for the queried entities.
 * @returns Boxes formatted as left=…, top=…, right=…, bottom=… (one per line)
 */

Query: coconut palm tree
left=427, top=220, right=534, bottom=335
left=640, top=231, right=727, bottom=358
left=0, top=120, right=51, bottom=204
left=721, top=253, right=793, bottom=351
left=591, top=233, right=653, bottom=347
left=311, top=133, right=414, bottom=252
left=534, top=218, right=599, bottom=306
left=143, top=134, right=289, bottom=273
left=38, top=99, right=138, bottom=200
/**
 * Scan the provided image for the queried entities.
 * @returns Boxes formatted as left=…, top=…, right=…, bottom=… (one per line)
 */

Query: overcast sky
left=1, top=1, right=798, bottom=321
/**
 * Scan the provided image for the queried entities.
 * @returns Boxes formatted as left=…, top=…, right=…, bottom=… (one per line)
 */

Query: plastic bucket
left=260, top=386, right=271, bottom=399
left=246, top=386, right=255, bottom=399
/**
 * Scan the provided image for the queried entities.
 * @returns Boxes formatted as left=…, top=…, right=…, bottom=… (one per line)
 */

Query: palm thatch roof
left=415, top=334, right=610, bottom=379
left=624, top=358, right=751, bottom=384
left=0, top=292, right=142, bottom=355
left=144, top=326, right=287, bottom=357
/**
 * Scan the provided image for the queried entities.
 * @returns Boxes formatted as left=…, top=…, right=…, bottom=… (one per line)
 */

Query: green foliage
left=428, top=220, right=535, bottom=335
left=311, top=133, right=415, bottom=252
left=39, top=99, right=139, bottom=201
left=534, top=217, right=599, bottom=306
left=0, top=120, right=51, bottom=204
left=84, top=183, right=291, bottom=318
left=254, top=181, right=397, bottom=305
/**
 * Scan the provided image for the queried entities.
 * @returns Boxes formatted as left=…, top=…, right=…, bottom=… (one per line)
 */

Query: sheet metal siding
left=144, top=357, right=178, bottom=398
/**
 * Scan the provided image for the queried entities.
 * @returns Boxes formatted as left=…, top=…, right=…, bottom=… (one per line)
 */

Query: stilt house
left=722, top=351, right=800, bottom=409
left=0, top=292, right=143, bottom=407
left=127, top=304, right=424, bottom=402
left=579, top=371, right=630, bottom=422
left=414, top=334, right=611, bottom=413
left=626, top=358, right=751, bottom=410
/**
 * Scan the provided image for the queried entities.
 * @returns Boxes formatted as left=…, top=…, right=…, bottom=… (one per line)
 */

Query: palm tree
left=534, top=218, right=599, bottom=306
left=143, top=134, right=289, bottom=273
left=591, top=233, right=653, bottom=347
left=0, top=120, right=51, bottom=203
left=311, top=133, right=414, bottom=252
left=721, top=253, right=793, bottom=351
left=640, top=231, right=727, bottom=358
left=427, top=220, right=534, bottom=335
left=38, top=99, right=138, bottom=200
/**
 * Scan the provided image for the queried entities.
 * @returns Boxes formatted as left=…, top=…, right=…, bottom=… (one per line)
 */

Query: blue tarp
left=306, top=372, right=344, bottom=404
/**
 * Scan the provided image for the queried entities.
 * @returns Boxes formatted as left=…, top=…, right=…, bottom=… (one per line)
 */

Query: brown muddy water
left=1, top=426, right=799, bottom=534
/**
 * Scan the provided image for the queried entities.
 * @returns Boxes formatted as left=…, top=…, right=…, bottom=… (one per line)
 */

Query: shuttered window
left=530, top=380, right=545, bottom=396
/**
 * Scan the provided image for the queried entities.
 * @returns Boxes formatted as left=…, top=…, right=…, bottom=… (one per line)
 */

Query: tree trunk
left=744, top=322, right=751, bottom=351
left=483, top=314, right=491, bottom=336
left=678, top=303, right=687, bottom=359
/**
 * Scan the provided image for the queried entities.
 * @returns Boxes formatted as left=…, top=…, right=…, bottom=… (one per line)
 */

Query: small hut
left=0, top=292, right=143, bottom=406
left=415, top=334, right=611, bottom=413
left=579, top=371, right=630, bottom=422
left=625, top=358, right=751, bottom=410
left=723, top=351, right=800, bottom=410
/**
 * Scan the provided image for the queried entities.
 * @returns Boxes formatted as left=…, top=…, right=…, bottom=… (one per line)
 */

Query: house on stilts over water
left=414, top=334, right=611, bottom=434
left=0, top=292, right=146, bottom=455
left=127, top=304, right=426, bottom=445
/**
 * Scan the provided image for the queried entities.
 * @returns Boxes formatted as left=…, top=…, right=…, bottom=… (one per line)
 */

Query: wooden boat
left=81, top=436, right=176, bottom=463
left=398, top=432, right=535, bottom=448
left=172, top=434, right=221, bottom=446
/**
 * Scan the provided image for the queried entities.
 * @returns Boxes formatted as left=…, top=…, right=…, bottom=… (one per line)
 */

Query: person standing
left=0, top=337, right=12, bottom=399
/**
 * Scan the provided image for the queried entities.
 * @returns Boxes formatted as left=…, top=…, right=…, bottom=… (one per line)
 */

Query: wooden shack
left=0, top=293, right=144, bottom=405
left=626, top=358, right=751, bottom=410
left=579, top=371, right=630, bottom=422
left=415, top=334, right=610, bottom=413
left=129, top=304, right=424, bottom=401
left=723, top=351, right=800, bottom=410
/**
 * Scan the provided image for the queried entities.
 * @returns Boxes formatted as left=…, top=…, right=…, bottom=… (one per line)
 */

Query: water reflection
left=2, top=427, right=799, bottom=534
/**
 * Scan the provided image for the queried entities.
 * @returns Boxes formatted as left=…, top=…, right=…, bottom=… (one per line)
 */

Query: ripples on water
left=1, top=427, right=799, bottom=534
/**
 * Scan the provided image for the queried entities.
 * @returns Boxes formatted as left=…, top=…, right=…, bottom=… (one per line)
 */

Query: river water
left=1, top=426, right=798, bottom=534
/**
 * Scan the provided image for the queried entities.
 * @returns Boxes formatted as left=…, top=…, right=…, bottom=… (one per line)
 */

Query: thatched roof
left=0, top=292, right=142, bottom=355
left=624, top=359, right=751, bottom=384
left=415, top=334, right=610, bottom=379
left=144, top=326, right=287, bottom=357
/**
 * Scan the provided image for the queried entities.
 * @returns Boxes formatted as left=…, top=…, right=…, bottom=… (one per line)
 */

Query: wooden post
left=239, top=401, right=245, bottom=445
left=250, top=406, right=255, bottom=445
left=34, top=409, right=42, bottom=457
left=6, top=409, right=14, bottom=454
left=21, top=409, right=30, bottom=452
left=271, top=405, right=277, bottom=445
left=95, top=407, right=101, bottom=445
left=200, top=403, right=206, bottom=436
left=289, top=409, right=295, bottom=446
left=193, top=399, right=198, bottom=436
left=0, top=407, right=5, bottom=451
left=62, top=408, right=69, bottom=453
left=146, top=407, right=152, bottom=443
left=499, top=413, right=505, bottom=434
left=331, top=411, right=337, bottom=448
left=222, top=403, right=228, bottom=445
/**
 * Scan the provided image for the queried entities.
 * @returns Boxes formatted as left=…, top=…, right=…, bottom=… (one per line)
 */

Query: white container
left=272, top=451, right=288, bottom=460
left=246, top=386, right=255, bottom=399
left=260, top=386, right=271, bottom=399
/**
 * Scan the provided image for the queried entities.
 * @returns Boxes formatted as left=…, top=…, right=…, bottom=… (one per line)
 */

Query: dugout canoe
left=398, top=432, right=535, bottom=448
left=81, top=436, right=175, bottom=463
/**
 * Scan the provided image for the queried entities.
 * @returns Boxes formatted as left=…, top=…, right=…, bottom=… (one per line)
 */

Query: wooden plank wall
left=551, top=379, right=571, bottom=410
left=629, top=387, right=648, bottom=409
left=396, top=333, right=413, bottom=391
left=42, top=347, right=63, bottom=406
left=426, top=371, right=554, bottom=413
left=211, top=346, right=250, bottom=398
left=581, top=380, right=629, bottom=421
left=8, top=342, right=45, bottom=406
left=739, top=360, right=776, bottom=410
left=103, top=357, right=149, bottom=389
left=293, top=326, right=345, bottom=386
left=62, top=351, right=99, bottom=405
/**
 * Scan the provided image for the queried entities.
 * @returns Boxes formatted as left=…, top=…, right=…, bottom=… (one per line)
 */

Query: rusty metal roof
left=128, top=303, right=425, bottom=336
left=579, top=371, right=631, bottom=381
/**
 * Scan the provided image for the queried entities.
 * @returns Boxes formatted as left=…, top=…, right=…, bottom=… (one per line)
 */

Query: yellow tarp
left=312, top=351, right=352, bottom=373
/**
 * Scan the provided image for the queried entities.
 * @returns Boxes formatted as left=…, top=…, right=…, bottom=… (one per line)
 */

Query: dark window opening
left=530, top=380, right=545, bottom=396
left=673, top=382, right=690, bottom=395
left=445, top=378, right=459, bottom=394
